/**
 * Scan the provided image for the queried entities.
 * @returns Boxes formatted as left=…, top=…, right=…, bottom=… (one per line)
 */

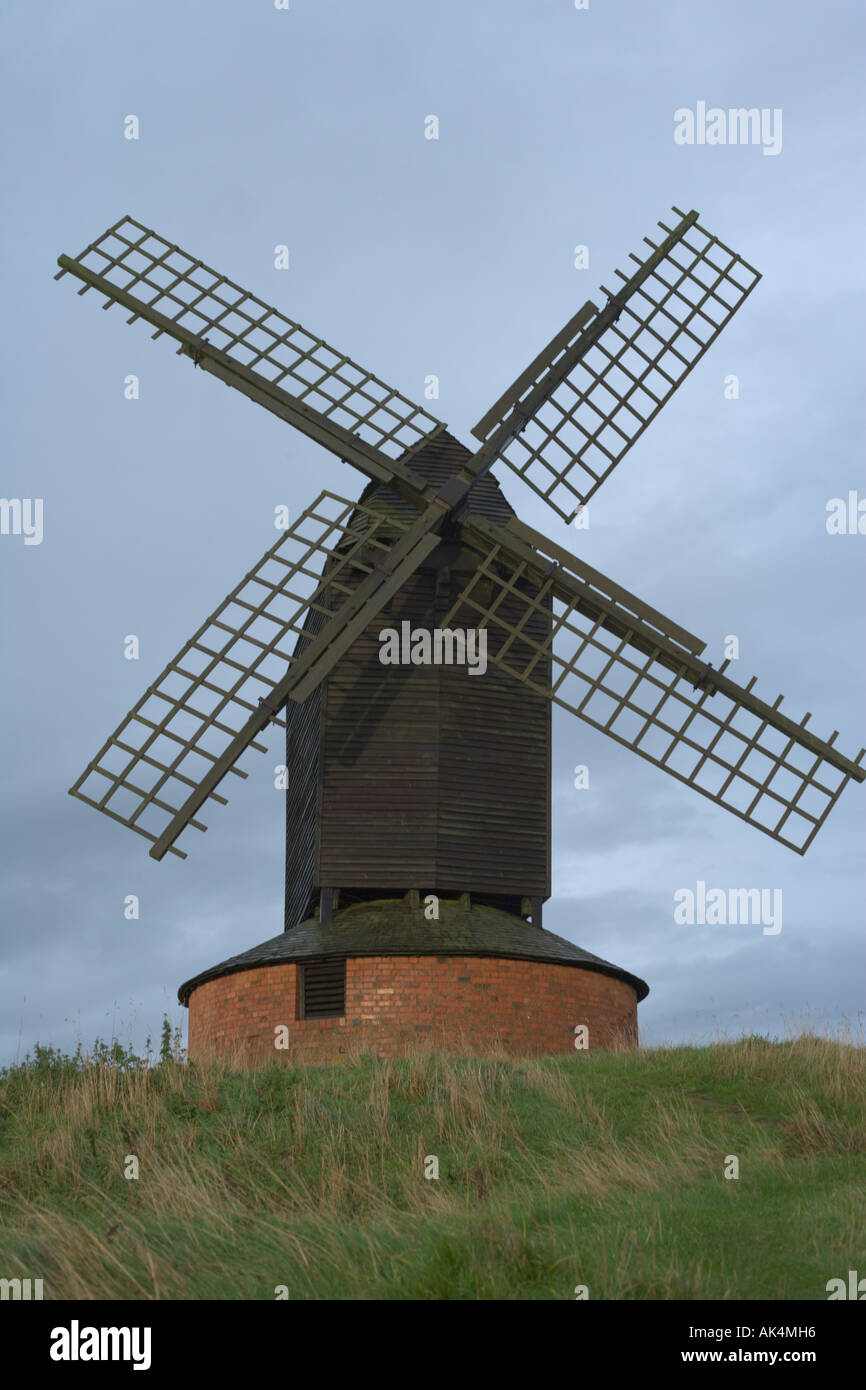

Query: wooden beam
left=458, top=515, right=866, bottom=784
left=470, top=211, right=699, bottom=452
left=472, top=300, right=598, bottom=441
left=148, top=505, right=448, bottom=860
left=56, top=254, right=441, bottom=514
left=507, top=517, right=706, bottom=655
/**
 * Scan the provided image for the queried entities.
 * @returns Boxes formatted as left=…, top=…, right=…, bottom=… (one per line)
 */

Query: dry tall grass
left=1, top=1023, right=863, bottom=1299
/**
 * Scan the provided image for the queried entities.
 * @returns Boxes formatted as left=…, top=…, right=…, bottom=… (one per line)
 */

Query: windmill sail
left=69, top=492, right=440, bottom=860
left=472, top=208, right=761, bottom=522
left=56, top=216, right=444, bottom=499
left=445, top=525, right=865, bottom=854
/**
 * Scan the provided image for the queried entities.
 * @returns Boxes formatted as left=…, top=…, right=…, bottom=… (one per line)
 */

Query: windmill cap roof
left=177, top=898, right=649, bottom=1004
left=360, top=428, right=514, bottom=524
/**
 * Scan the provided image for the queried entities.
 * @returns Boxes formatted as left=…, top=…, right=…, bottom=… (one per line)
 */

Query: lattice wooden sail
left=443, top=528, right=866, bottom=854
left=68, top=493, right=423, bottom=859
left=56, top=215, right=444, bottom=491
left=472, top=208, right=761, bottom=522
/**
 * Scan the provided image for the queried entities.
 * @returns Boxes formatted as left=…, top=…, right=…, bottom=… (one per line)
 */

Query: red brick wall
left=186, top=956, right=639, bottom=1064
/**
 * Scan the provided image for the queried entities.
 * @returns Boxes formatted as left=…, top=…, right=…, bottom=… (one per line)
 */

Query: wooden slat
left=505, top=517, right=706, bottom=655
left=442, top=537, right=866, bottom=855
left=472, top=300, right=599, bottom=441
left=56, top=214, right=444, bottom=463
left=56, top=251, right=442, bottom=515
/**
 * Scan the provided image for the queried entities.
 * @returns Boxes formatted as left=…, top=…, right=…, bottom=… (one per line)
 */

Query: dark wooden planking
left=283, top=429, right=552, bottom=919
left=319, top=569, right=443, bottom=887
left=284, top=604, right=326, bottom=929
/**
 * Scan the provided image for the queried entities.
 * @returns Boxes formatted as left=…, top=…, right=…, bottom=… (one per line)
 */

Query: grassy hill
left=0, top=1032, right=863, bottom=1300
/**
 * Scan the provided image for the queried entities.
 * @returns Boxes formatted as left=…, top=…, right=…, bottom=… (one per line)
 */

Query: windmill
left=56, top=206, right=865, bottom=1061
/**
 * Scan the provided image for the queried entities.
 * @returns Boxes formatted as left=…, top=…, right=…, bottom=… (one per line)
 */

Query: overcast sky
left=1, top=0, right=864, bottom=1064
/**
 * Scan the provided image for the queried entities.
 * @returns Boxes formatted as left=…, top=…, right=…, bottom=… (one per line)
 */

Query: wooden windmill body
left=285, top=432, right=550, bottom=928
left=57, top=207, right=865, bottom=1061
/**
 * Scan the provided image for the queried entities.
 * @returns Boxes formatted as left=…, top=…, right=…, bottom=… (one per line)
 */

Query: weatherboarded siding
left=438, top=660, right=549, bottom=895
left=312, top=562, right=550, bottom=897
left=318, top=570, right=441, bottom=888
left=283, top=430, right=551, bottom=915
left=283, top=679, right=322, bottom=930
left=284, top=603, right=326, bottom=930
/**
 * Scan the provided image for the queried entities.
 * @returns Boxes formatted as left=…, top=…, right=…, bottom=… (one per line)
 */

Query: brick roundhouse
left=180, top=435, right=648, bottom=1061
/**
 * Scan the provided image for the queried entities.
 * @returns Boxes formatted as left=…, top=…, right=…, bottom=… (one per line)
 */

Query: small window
left=301, top=958, right=346, bottom=1019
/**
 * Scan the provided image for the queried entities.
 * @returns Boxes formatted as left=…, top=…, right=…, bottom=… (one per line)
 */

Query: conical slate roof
left=178, top=898, right=649, bottom=1004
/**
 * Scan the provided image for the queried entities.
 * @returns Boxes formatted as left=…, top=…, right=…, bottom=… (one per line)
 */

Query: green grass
left=0, top=1030, right=863, bottom=1299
